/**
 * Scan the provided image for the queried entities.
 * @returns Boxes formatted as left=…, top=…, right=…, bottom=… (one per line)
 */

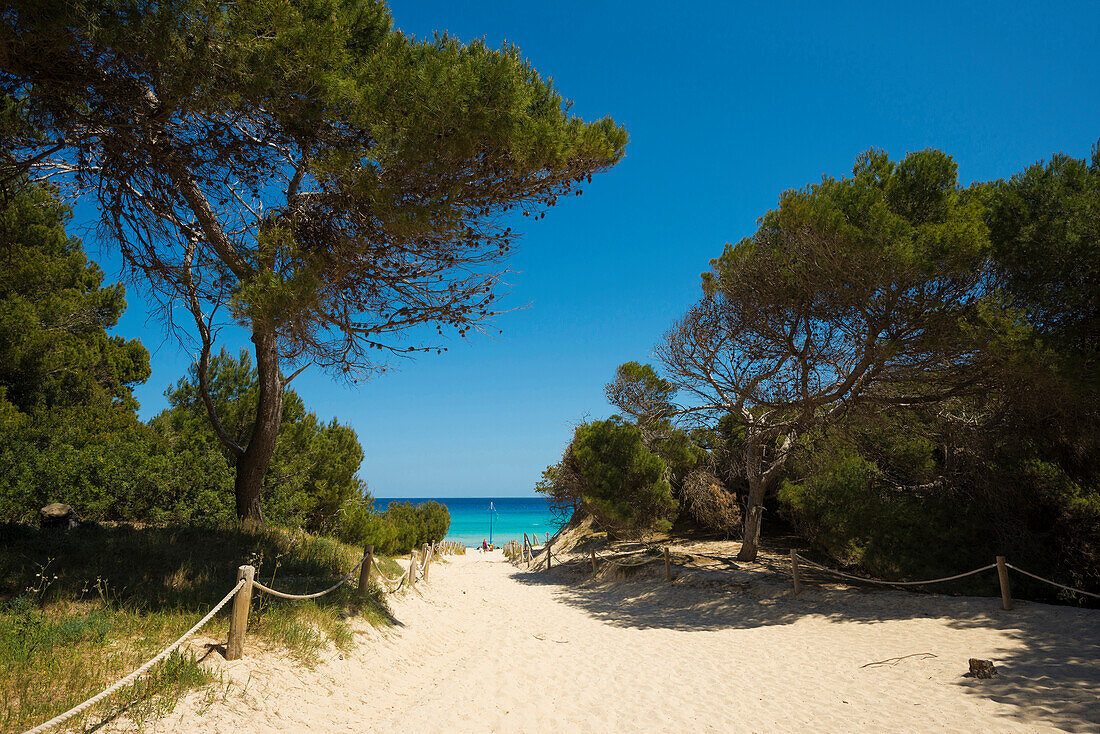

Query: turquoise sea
left=374, top=497, right=563, bottom=548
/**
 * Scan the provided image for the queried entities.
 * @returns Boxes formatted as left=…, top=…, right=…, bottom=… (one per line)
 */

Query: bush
left=777, top=449, right=979, bottom=578
left=336, top=499, right=450, bottom=556
left=571, top=418, right=678, bottom=534
left=681, top=469, right=741, bottom=536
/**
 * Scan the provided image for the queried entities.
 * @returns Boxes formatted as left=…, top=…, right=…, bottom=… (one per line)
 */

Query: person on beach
left=481, top=539, right=488, bottom=552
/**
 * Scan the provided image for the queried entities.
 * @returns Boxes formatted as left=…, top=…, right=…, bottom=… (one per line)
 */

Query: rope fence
left=250, top=556, right=366, bottom=600
left=1005, top=562, right=1100, bottom=600
left=507, top=533, right=1098, bottom=608
left=22, top=539, right=466, bottom=734
left=508, top=537, right=677, bottom=582
left=596, top=554, right=663, bottom=569
left=792, top=554, right=997, bottom=587
left=21, top=578, right=246, bottom=734
left=790, top=552, right=1100, bottom=608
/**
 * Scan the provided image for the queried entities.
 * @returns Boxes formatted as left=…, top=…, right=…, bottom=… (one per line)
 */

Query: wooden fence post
left=996, top=556, right=1012, bottom=610
left=226, top=564, right=254, bottom=660
left=546, top=539, right=552, bottom=573
left=409, top=551, right=417, bottom=592
left=664, top=547, right=672, bottom=582
left=790, top=550, right=802, bottom=596
left=591, top=549, right=597, bottom=576
left=424, top=543, right=432, bottom=582
left=358, top=545, right=374, bottom=597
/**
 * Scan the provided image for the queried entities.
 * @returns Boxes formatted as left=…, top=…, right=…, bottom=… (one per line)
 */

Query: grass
left=0, top=522, right=397, bottom=733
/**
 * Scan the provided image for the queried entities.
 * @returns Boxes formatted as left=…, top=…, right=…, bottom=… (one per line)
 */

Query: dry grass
left=0, top=522, right=396, bottom=733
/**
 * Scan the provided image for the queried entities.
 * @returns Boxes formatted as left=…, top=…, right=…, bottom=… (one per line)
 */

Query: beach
left=117, top=546, right=1100, bottom=733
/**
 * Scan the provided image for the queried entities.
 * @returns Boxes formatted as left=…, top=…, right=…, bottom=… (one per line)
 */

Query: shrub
left=681, top=469, right=741, bottom=536
left=336, top=499, right=450, bottom=556
left=571, top=418, right=678, bottom=534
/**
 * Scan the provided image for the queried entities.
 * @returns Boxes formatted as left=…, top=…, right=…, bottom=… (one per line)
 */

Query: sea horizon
left=374, top=496, right=564, bottom=547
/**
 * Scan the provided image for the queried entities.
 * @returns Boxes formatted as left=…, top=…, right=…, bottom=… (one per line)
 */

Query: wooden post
left=226, top=564, right=254, bottom=660
left=664, top=547, right=672, bottom=582
left=409, top=551, right=417, bottom=592
left=424, top=544, right=432, bottom=582
left=790, top=550, right=802, bottom=596
left=358, top=545, right=375, bottom=597
left=591, top=549, right=597, bottom=576
left=546, top=539, right=552, bottom=573
left=996, top=556, right=1012, bottom=610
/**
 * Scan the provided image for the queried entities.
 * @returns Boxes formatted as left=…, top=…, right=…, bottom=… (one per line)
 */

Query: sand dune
left=126, top=549, right=1100, bottom=733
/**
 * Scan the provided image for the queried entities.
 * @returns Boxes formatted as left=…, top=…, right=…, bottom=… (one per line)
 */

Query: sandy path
left=142, top=550, right=1099, bottom=733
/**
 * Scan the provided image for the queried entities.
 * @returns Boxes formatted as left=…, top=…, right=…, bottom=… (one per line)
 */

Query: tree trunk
left=737, top=475, right=767, bottom=561
left=234, top=324, right=284, bottom=526
left=737, top=432, right=766, bottom=562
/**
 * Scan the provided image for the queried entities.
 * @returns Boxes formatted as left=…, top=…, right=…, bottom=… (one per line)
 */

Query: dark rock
left=39, top=503, right=79, bottom=530
left=968, top=658, right=997, bottom=679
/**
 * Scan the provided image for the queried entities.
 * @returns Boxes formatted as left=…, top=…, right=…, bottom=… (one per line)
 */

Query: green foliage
left=983, top=145, right=1100, bottom=361
left=0, top=522, right=391, bottom=731
left=0, top=183, right=150, bottom=414
left=151, top=349, right=367, bottom=530
left=2, top=0, right=627, bottom=523
left=707, top=147, right=988, bottom=298
left=0, top=403, right=166, bottom=522
left=0, top=182, right=157, bottom=522
left=335, top=500, right=450, bottom=556
left=778, top=447, right=966, bottom=578
left=605, top=362, right=676, bottom=423
left=778, top=397, right=1100, bottom=599
left=0, top=182, right=370, bottom=530
left=571, top=418, right=678, bottom=533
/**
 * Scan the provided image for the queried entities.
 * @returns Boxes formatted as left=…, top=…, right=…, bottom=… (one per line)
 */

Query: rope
left=599, top=555, right=663, bottom=569
left=22, top=579, right=245, bottom=734
left=371, top=557, right=405, bottom=586
left=251, top=556, right=365, bottom=600
left=794, top=554, right=996, bottom=587
left=377, top=572, right=405, bottom=594
left=1006, top=563, right=1100, bottom=600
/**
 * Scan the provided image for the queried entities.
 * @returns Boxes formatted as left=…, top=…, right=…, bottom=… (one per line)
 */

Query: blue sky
left=78, top=1, right=1100, bottom=497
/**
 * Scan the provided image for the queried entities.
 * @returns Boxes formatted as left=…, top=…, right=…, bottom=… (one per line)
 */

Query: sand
left=126, top=549, right=1100, bottom=733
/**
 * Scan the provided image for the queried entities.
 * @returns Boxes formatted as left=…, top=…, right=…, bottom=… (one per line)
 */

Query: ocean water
left=374, top=497, right=563, bottom=548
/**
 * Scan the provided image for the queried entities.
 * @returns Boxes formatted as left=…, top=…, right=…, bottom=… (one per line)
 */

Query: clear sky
left=77, top=1, right=1100, bottom=497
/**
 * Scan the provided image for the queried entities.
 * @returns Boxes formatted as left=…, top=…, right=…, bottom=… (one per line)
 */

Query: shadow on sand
left=510, top=560, right=1100, bottom=733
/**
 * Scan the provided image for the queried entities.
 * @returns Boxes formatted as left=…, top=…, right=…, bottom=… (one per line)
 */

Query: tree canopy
left=0, top=0, right=627, bottom=522
left=152, top=348, right=368, bottom=530
left=613, top=149, right=991, bottom=559
left=537, top=417, right=679, bottom=535
left=0, top=181, right=155, bottom=520
left=983, top=147, right=1100, bottom=365
left=0, top=183, right=149, bottom=414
